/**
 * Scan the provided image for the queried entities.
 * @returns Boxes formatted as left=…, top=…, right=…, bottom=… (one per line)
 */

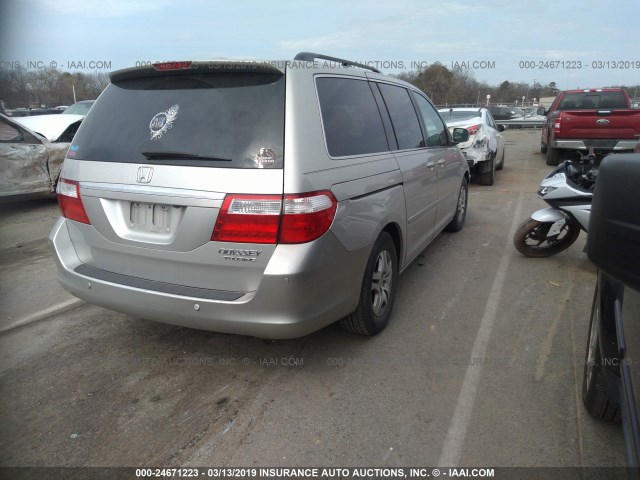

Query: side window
left=413, top=94, right=448, bottom=147
left=0, top=120, right=23, bottom=143
left=377, top=83, right=424, bottom=150
left=316, top=77, right=389, bottom=157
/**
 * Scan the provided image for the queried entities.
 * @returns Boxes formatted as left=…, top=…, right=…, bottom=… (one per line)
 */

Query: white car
left=12, top=100, right=94, bottom=142
left=13, top=114, right=84, bottom=142
left=438, top=108, right=505, bottom=186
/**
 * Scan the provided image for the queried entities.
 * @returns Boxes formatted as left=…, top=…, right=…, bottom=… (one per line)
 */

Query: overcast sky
left=2, top=0, right=639, bottom=91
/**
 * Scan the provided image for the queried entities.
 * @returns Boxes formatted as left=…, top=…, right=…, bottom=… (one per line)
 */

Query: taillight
left=280, top=191, right=337, bottom=244
left=212, top=195, right=282, bottom=244
left=211, top=191, right=337, bottom=245
left=553, top=115, right=561, bottom=134
left=466, top=124, right=480, bottom=136
left=57, top=178, right=90, bottom=224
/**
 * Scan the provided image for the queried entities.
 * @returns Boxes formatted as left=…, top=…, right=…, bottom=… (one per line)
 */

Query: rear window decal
left=67, top=144, right=80, bottom=157
left=149, top=104, right=179, bottom=140
left=255, top=148, right=276, bottom=168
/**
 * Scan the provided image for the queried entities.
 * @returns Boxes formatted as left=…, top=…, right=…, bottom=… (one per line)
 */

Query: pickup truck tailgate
left=559, top=110, right=640, bottom=139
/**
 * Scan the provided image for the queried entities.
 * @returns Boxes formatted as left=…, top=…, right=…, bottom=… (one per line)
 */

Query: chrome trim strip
left=80, top=182, right=226, bottom=200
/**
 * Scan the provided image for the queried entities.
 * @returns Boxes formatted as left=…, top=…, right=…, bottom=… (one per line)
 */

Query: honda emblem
left=137, top=166, right=154, bottom=183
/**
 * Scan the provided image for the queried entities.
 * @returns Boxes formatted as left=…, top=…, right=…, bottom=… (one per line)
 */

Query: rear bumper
left=460, top=146, right=490, bottom=168
left=551, top=139, right=639, bottom=151
left=49, top=218, right=369, bottom=338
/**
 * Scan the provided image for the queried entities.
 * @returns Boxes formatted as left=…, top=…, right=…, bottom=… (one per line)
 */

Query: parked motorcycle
left=514, top=148, right=597, bottom=257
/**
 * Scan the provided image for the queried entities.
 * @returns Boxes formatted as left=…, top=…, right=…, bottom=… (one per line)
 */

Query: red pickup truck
left=540, top=88, right=640, bottom=165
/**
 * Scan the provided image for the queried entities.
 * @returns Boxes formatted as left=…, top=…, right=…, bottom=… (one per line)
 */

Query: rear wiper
left=141, top=150, right=231, bottom=161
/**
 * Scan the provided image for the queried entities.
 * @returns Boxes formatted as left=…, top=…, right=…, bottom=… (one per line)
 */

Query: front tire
left=340, top=232, right=398, bottom=336
left=582, top=285, right=621, bottom=422
left=513, top=218, right=581, bottom=257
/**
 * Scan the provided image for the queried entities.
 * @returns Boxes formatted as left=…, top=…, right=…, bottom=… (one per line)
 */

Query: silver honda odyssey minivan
left=50, top=52, right=470, bottom=338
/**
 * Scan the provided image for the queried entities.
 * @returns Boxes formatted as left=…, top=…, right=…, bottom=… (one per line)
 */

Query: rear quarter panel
left=283, top=66, right=406, bottom=262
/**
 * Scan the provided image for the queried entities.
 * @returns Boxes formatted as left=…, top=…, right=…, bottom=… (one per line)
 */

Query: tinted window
left=413, top=94, right=447, bottom=147
left=558, top=92, right=627, bottom=110
left=377, top=83, right=424, bottom=150
left=316, top=77, right=389, bottom=157
left=70, top=73, right=285, bottom=168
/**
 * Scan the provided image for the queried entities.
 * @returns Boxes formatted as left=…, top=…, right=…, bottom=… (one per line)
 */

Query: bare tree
left=0, top=67, right=111, bottom=108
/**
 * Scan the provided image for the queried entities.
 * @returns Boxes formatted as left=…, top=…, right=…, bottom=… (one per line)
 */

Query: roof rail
left=293, top=52, right=381, bottom=73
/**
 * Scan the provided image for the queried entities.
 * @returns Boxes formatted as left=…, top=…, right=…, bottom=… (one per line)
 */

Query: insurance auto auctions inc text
left=252, top=467, right=495, bottom=478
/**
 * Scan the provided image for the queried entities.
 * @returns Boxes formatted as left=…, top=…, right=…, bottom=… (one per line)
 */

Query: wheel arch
left=382, top=222, right=403, bottom=267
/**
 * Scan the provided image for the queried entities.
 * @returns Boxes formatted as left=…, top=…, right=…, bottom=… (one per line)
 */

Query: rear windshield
left=438, top=110, right=481, bottom=121
left=69, top=73, right=285, bottom=168
left=558, top=91, right=628, bottom=110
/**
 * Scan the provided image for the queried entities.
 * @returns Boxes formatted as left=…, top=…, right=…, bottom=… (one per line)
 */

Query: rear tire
left=445, top=178, right=468, bottom=232
left=540, top=143, right=548, bottom=154
left=496, top=150, right=505, bottom=171
left=513, top=218, right=581, bottom=257
left=479, top=155, right=495, bottom=186
left=582, top=285, right=621, bottom=422
left=340, top=232, right=398, bottom=336
left=546, top=146, right=560, bottom=166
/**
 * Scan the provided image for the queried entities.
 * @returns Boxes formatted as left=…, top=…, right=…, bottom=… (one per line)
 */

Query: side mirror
left=497, top=125, right=505, bottom=132
left=452, top=128, right=470, bottom=143
left=587, top=153, right=640, bottom=291
left=537, top=107, right=546, bottom=116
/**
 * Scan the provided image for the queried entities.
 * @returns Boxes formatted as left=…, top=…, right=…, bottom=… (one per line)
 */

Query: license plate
left=130, top=202, right=172, bottom=233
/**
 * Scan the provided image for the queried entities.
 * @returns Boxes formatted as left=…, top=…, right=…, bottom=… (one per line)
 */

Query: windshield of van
left=68, top=73, right=285, bottom=169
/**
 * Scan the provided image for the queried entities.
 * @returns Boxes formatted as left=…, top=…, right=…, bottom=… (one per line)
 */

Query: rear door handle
left=426, top=161, right=436, bottom=170
left=437, top=159, right=446, bottom=166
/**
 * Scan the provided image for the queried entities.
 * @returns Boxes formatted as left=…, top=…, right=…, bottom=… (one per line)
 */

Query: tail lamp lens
left=211, top=195, right=282, bottom=244
left=211, top=191, right=337, bottom=244
left=466, top=124, right=480, bottom=136
left=280, top=192, right=337, bottom=244
left=57, top=178, right=90, bottom=224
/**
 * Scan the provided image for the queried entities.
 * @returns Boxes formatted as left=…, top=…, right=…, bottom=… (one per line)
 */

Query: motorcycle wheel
left=513, top=218, right=581, bottom=258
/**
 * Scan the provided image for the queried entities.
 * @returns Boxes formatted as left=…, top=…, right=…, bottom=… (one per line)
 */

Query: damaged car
left=438, top=107, right=505, bottom=186
left=11, top=100, right=92, bottom=142
left=13, top=113, right=84, bottom=143
left=0, top=114, right=69, bottom=201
